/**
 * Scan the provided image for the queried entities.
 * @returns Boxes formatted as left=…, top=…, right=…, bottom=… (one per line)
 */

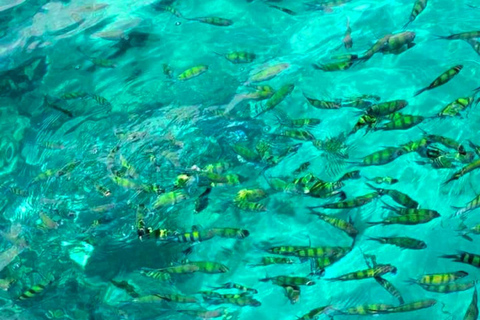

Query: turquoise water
left=2, top=0, right=480, bottom=319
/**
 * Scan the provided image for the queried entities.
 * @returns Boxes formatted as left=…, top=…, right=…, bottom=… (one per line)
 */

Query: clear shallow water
left=1, top=0, right=480, bottom=319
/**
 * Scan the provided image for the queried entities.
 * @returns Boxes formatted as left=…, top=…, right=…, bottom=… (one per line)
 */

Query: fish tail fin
left=433, top=35, right=449, bottom=40
left=460, top=233, right=474, bottom=241
left=403, top=20, right=412, bottom=29
left=414, top=87, right=427, bottom=97
left=405, top=278, right=417, bottom=285
left=439, top=253, right=460, bottom=261
left=365, top=182, right=379, bottom=191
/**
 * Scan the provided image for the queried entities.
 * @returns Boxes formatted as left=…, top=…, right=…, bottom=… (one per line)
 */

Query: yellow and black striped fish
left=418, top=281, right=475, bottom=293
left=404, top=0, right=428, bottom=27
left=441, top=251, right=480, bottom=268
left=414, top=65, right=463, bottom=96
left=328, top=264, right=396, bottom=281
left=408, top=271, right=468, bottom=285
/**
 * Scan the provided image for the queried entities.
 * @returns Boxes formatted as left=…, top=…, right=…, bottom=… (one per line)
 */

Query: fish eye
left=175, top=21, right=181, bottom=26
left=263, top=126, right=271, bottom=132
left=74, top=65, right=80, bottom=70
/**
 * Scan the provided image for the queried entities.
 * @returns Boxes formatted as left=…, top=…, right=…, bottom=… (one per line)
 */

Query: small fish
left=367, top=183, right=419, bottom=208
left=359, top=34, right=392, bottom=61
left=418, top=281, right=475, bottom=293
left=368, top=236, right=426, bottom=250
left=409, top=271, right=468, bottom=285
left=375, top=277, right=404, bottom=304
left=464, top=286, right=478, bottom=320
left=369, top=176, right=398, bottom=185
left=177, top=308, right=227, bottom=319
left=466, top=38, right=480, bottom=56
left=414, top=65, right=463, bottom=96
left=195, top=187, right=212, bottom=214
left=298, top=306, right=332, bottom=319
left=155, top=5, right=183, bottom=17
left=18, top=276, right=55, bottom=300
left=328, top=265, right=397, bottom=282
left=178, top=65, right=208, bottom=81
left=219, top=51, right=256, bottom=64
left=444, top=158, right=480, bottom=184
left=248, top=256, right=295, bottom=267
left=153, top=191, right=187, bottom=209
left=192, top=17, right=233, bottom=26
left=366, top=100, right=408, bottom=117
left=404, top=0, right=428, bottom=27
left=110, top=280, right=139, bottom=298
left=189, top=261, right=229, bottom=274
left=269, top=4, right=296, bottom=15
left=38, top=211, right=59, bottom=230
left=437, top=30, right=480, bottom=41
left=44, top=95, right=73, bottom=117
left=312, top=58, right=355, bottom=72
left=338, top=170, right=361, bottom=182
left=246, top=63, right=290, bottom=84
left=319, top=192, right=379, bottom=209
left=260, top=275, right=315, bottom=286
left=376, top=299, right=437, bottom=314
left=211, top=282, right=258, bottom=293
left=304, top=95, right=341, bottom=109
left=369, top=210, right=439, bottom=226
left=441, top=251, right=480, bottom=268
left=282, top=285, right=300, bottom=304
left=375, top=113, right=425, bottom=131
left=309, top=209, right=358, bottom=237
left=60, top=91, right=88, bottom=100
left=293, top=162, right=311, bottom=174
left=342, top=304, right=394, bottom=315
left=359, top=147, right=408, bottom=166
left=212, top=228, right=250, bottom=239
left=438, top=96, right=477, bottom=117
left=253, top=83, right=294, bottom=117
left=452, top=193, right=480, bottom=216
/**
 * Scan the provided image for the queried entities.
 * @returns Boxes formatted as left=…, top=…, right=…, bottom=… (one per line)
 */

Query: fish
left=441, top=251, right=480, bottom=268
left=248, top=256, right=295, bottom=267
left=408, top=271, right=468, bottom=285
left=309, top=209, right=358, bottom=237
left=414, top=65, right=463, bottom=96
left=368, top=236, right=427, bottom=249
left=191, top=17, right=234, bottom=26
left=218, top=51, right=256, bottom=64
left=245, top=62, right=290, bottom=84
left=268, top=4, right=296, bottom=15
left=369, top=210, right=440, bottom=225
left=374, top=277, right=404, bottom=304
left=444, top=158, right=480, bottom=184
left=260, top=275, right=315, bottom=286
left=437, top=30, right=480, bottom=40
left=404, top=0, right=428, bottom=27
left=366, top=183, right=419, bottom=208
left=178, top=65, right=208, bottom=81
left=464, top=286, right=478, bottom=320
left=376, top=299, right=437, bottom=313
left=327, top=264, right=397, bottom=281
left=210, top=282, right=258, bottom=293
left=418, top=281, right=475, bottom=293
